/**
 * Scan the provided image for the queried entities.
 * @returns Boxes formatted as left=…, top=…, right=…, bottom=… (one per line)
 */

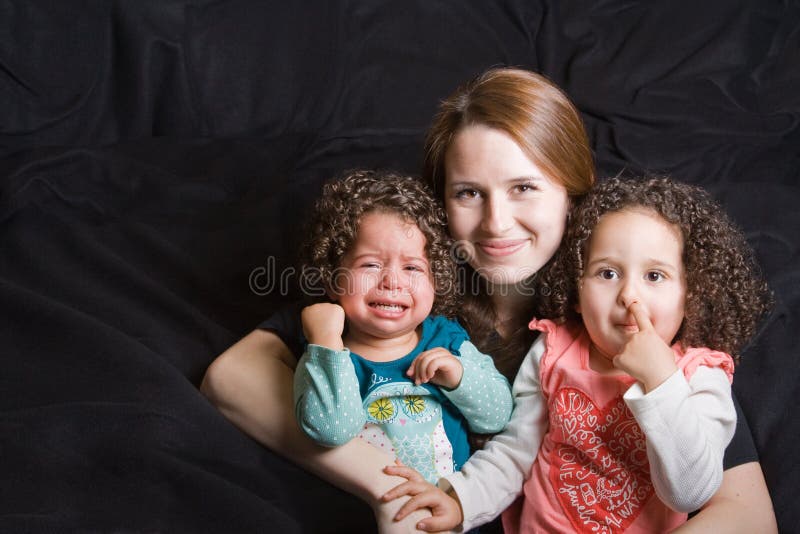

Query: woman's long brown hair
left=423, top=67, right=595, bottom=380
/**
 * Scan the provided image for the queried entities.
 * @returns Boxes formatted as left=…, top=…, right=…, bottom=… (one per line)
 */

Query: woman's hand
left=382, top=464, right=463, bottom=532
left=301, top=303, right=346, bottom=350
left=406, top=348, right=463, bottom=389
left=613, top=300, right=678, bottom=392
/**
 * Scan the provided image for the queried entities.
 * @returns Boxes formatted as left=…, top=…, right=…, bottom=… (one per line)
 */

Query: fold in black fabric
left=0, top=140, right=382, bottom=533
left=1, top=1, right=798, bottom=532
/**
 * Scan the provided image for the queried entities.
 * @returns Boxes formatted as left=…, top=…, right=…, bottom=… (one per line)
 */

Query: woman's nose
left=481, top=196, right=513, bottom=234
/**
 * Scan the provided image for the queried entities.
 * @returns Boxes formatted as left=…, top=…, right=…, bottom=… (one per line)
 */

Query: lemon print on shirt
left=367, top=397, right=395, bottom=422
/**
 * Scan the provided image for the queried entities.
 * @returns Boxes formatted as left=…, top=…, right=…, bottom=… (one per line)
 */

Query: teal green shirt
left=294, top=315, right=513, bottom=483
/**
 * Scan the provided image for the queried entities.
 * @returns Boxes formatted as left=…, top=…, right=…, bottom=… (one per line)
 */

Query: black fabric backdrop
left=1, top=1, right=798, bottom=532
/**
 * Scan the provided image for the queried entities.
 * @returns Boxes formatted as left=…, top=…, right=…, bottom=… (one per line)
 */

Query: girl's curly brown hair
left=535, top=175, right=772, bottom=359
left=299, top=169, right=458, bottom=318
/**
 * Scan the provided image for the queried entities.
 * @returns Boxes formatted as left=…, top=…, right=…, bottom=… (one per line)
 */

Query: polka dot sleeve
left=441, top=341, right=513, bottom=434
left=293, top=344, right=366, bottom=447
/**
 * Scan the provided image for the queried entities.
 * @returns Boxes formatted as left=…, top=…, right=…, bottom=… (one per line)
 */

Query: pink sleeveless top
left=502, top=319, right=734, bottom=534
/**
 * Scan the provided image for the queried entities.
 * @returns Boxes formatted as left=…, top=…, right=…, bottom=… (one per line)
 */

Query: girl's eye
left=598, top=268, right=618, bottom=280
left=646, top=271, right=665, bottom=282
left=405, top=265, right=424, bottom=272
left=361, top=263, right=380, bottom=270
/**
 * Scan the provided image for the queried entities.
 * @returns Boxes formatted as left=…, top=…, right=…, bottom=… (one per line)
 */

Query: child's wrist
left=307, top=335, right=344, bottom=351
left=441, top=483, right=465, bottom=525
left=450, top=365, right=465, bottom=389
left=641, top=363, right=678, bottom=393
left=438, top=363, right=464, bottom=391
left=437, top=376, right=461, bottom=391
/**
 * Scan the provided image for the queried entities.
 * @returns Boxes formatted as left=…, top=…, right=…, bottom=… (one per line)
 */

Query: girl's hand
left=381, top=464, right=463, bottom=532
left=301, top=303, right=345, bottom=350
left=613, top=301, right=678, bottom=392
left=407, top=348, right=463, bottom=389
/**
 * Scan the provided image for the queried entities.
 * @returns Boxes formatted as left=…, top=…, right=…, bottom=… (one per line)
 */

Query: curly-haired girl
left=385, top=175, right=772, bottom=532
left=293, top=169, right=513, bottom=484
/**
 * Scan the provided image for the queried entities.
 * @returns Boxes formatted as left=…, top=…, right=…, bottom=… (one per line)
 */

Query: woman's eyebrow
left=447, top=179, right=480, bottom=188
left=449, top=175, right=545, bottom=187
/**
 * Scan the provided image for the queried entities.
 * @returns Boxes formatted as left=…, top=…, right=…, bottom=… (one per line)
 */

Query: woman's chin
left=478, top=268, right=539, bottom=294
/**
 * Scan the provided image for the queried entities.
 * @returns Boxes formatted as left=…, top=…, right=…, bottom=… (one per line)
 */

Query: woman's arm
left=200, top=329, right=431, bottom=532
left=671, top=461, right=777, bottom=533
left=201, top=330, right=299, bottom=452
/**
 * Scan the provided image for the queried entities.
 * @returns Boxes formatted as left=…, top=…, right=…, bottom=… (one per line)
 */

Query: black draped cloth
left=2, top=1, right=798, bottom=532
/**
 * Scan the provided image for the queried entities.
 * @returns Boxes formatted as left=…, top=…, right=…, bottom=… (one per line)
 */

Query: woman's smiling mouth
left=477, top=239, right=528, bottom=257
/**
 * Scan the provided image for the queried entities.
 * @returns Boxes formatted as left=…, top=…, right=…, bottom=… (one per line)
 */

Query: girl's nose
left=380, top=268, right=400, bottom=290
left=618, top=279, right=638, bottom=309
left=481, top=195, right=513, bottom=234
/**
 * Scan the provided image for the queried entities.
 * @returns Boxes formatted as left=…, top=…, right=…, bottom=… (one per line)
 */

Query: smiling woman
left=422, top=68, right=596, bottom=382
left=444, top=124, right=571, bottom=289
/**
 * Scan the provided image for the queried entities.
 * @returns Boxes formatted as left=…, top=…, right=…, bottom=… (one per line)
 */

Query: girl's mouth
left=369, top=302, right=407, bottom=312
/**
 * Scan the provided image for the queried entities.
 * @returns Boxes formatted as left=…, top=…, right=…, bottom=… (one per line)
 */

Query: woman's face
left=444, top=124, right=570, bottom=287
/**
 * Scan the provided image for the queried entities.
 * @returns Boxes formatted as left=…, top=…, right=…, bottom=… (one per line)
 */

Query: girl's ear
left=325, top=286, right=338, bottom=302
left=324, top=270, right=342, bottom=301
left=670, top=319, right=686, bottom=348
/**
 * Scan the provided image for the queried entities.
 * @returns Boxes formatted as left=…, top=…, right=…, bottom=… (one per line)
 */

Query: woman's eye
left=361, top=263, right=380, bottom=270
left=454, top=188, right=480, bottom=199
left=513, top=183, right=536, bottom=194
left=646, top=271, right=665, bottom=282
